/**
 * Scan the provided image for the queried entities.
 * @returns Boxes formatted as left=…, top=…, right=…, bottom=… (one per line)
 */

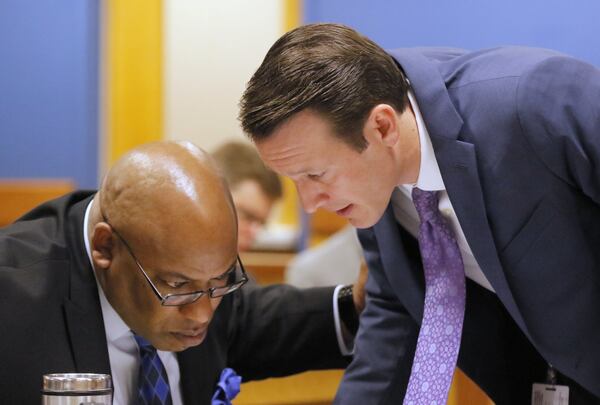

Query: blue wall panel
left=304, top=0, right=600, bottom=67
left=0, top=0, right=100, bottom=188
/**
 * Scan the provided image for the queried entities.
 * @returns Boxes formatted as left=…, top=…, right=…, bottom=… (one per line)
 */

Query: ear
left=91, top=222, right=115, bottom=271
left=363, top=104, right=402, bottom=147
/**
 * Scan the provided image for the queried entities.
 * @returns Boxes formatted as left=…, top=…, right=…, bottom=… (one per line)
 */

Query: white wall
left=164, top=0, right=283, bottom=152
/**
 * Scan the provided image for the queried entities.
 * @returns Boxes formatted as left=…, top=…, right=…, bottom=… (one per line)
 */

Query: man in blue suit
left=239, top=23, right=600, bottom=404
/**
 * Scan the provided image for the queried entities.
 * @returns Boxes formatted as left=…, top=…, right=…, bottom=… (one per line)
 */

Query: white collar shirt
left=391, top=90, right=495, bottom=292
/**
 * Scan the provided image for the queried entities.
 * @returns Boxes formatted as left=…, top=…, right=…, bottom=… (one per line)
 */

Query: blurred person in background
left=211, top=141, right=282, bottom=252
left=285, top=225, right=363, bottom=288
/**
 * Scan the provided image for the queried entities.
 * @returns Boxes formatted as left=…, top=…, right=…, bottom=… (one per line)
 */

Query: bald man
left=0, top=141, right=354, bottom=404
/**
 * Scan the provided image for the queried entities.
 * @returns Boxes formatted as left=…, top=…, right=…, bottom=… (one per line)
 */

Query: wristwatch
left=338, top=285, right=359, bottom=335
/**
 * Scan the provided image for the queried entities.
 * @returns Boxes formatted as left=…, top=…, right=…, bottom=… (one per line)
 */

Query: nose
left=297, top=181, right=328, bottom=213
left=180, top=294, right=216, bottom=326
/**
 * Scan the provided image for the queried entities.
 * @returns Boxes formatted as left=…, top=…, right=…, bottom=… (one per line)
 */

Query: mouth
left=336, top=204, right=353, bottom=217
left=172, top=329, right=207, bottom=348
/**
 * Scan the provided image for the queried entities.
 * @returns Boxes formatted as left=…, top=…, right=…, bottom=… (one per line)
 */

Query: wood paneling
left=237, top=249, right=494, bottom=405
left=240, top=251, right=296, bottom=285
left=236, top=370, right=343, bottom=405
left=0, top=179, right=74, bottom=227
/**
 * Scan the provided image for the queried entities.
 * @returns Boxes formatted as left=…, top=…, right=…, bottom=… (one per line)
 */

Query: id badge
left=531, top=383, right=569, bottom=405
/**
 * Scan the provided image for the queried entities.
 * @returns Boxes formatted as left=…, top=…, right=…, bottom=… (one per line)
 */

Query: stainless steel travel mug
left=42, top=373, right=112, bottom=405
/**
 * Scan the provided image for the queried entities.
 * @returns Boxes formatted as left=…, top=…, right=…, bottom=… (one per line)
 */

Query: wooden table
left=240, top=251, right=296, bottom=285
left=235, top=370, right=344, bottom=405
left=237, top=251, right=493, bottom=405
left=237, top=250, right=345, bottom=405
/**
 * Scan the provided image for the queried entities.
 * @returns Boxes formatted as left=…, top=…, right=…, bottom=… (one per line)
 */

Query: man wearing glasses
left=0, top=141, right=358, bottom=404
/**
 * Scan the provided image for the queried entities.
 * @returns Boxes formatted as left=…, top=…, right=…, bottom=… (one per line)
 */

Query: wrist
left=338, top=285, right=359, bottom=335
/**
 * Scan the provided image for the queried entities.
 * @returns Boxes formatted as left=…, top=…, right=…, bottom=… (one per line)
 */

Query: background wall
left=304, top=0, right=600, bottom=67
left=164, top=0, right=283, bottom=151
left=2, top=0, right=599, bottom=189
left=0, top=0, right=100, bottom=188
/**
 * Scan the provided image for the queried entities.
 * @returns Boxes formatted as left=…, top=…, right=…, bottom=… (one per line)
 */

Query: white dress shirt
left=391, top=90, right=495, bottom=292
left=83, top=200, right=351, bottom=404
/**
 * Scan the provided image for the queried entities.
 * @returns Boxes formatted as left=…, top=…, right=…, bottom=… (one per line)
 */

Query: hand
left=352, top=261, right=368, bottom=314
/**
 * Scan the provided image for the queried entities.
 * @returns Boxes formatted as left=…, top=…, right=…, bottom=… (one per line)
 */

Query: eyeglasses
left=102, top=215, right=248, bottom=306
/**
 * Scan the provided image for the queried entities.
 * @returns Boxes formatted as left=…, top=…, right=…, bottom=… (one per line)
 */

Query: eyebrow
left=157, top=270, right=193, bottom=281
left=158, top=258, right=237, bottom=282
left=287, top=167, right=320, bottom=178
left=210, top=258, right=238, bottom=280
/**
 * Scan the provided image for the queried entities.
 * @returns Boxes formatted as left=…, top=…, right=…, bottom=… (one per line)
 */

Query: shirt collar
left=83, top=198, right=132, bottom=342
left=406, top=89, right=445, bottom=192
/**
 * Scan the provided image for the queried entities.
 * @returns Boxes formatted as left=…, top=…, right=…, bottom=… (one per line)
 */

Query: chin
left=155, top=339, right=187, bottom=353
left=349, top=217, right=373, bottom=229
left=147, top=334, right=184, bottom=352
left=169, top=330, right=208, bottom=351
left=349, top=209, right=385, bottom=229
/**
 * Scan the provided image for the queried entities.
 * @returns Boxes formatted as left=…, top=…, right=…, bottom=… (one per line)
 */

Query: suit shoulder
left=516, top=54, right=600, bottom=126
left=517, top=54, right=599, bottom=101
left=0, top=221, right=68, bottom=270
left=439, top=46, right=569, bottom=89
left=0, top=191, right=93, bottom=269
left=516, top=55, right=600, bottom=164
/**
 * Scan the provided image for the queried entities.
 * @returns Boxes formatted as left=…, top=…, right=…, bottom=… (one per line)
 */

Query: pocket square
left=211, top=368, right=242, bottom=405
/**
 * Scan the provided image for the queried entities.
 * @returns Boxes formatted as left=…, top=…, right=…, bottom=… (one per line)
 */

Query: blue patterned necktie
left=403, top=188, right=466, bottom=405
left=134, top=334, right=173, bottom=405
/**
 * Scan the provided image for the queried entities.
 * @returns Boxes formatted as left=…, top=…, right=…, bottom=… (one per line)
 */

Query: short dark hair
left=211, top=141, right=283, bottom=200
left=239, top=23, right=409, bottom=151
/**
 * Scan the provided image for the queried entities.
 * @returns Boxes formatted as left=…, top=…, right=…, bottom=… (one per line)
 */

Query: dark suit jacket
left=335, top=47, right=600, bottom=404
left=0, top=191, right=347, bottom=404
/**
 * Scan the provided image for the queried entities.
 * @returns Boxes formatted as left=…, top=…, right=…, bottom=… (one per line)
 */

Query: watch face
left=339, top=285, right=353, bottom=298
left=339, top=286, right=359, bottom=335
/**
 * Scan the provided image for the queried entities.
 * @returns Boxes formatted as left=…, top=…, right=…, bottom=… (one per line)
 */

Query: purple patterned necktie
left=134, top=334, right=173, bottom=405
left=403, top=188, right=466, bottom=405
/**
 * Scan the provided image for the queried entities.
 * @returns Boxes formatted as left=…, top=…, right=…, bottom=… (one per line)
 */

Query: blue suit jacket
left=335, top=47, right=600, bottom=404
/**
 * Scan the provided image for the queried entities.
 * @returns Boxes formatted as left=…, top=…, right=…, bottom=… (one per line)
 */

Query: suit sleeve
left=517, top=55, right=600, bottom=202
left=226, top=283, right=349, bottom=381
left=334, top=227, right=419, bottom=405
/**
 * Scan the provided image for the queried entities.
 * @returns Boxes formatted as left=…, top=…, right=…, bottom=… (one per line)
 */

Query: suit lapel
left=374, top=207, right=425, bottom=321
left=431, top=135, right=531, bottom=339
left=178, top=332, right=225, bottom=405
left=388, top=48, right=531, bottom=338
left=63, top=194, right=111, bottom=374
left=63, top=287, right=110, bottom=374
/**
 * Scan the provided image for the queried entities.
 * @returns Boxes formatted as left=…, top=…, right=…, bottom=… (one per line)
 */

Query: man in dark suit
left=0, top=141, right=358, bottom=404
left=239, top=23, right=600, bottom=404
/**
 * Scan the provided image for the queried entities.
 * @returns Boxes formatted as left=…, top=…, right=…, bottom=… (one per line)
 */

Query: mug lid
left=43, top=373, right=112, bottom=393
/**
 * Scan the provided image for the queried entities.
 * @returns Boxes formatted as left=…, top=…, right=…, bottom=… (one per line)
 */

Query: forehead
left=150, top=243, right=238, bottom=282
left=133, top=215, right=238, bottom=280
left=256, top=110, right=349, bottom=175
